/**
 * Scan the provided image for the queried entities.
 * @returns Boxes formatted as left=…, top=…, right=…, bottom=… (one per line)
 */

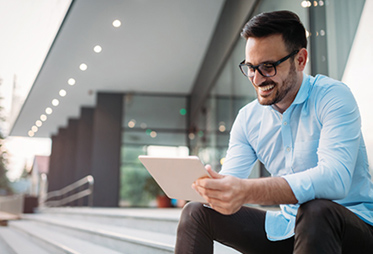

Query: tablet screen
left=138, top=155, right=210, bottom=203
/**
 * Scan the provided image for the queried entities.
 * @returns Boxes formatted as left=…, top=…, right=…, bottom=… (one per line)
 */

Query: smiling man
left=175, top=11, right=373, bottom=254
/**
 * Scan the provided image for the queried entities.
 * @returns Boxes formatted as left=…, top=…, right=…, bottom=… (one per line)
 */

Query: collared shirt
left=220, top=74, right=373, bottom=241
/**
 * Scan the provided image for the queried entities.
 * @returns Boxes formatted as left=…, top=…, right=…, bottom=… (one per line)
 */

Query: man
left=175, top=10, right=373, bottom=254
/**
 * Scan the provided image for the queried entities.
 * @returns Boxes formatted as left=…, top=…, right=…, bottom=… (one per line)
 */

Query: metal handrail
left=44, top=175, right=94, bottom=207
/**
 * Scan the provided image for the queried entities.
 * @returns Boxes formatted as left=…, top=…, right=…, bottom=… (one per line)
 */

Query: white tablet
left=138, top=155, right=211, bottom=203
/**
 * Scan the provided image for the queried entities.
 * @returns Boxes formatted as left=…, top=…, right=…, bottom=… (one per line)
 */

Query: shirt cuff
left=282, top=172, right=315, bottom=204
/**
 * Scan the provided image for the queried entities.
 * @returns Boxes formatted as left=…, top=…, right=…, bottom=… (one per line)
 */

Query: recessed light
left=68, top=78, right=76, bottom=86
left=59, top=89, right=67, bottom=97
left=28, top=131, right=34, bottom=137
left=94, top=45, right=102, bottom=53
left=32, top=126, right=38, bottom=132
left=79, top=63, right=88, bottom=71
left=45, top=107, right=53, bottom=114
left=40, top=114, right=47, bottom=121
left=35, top=120, right=42, bottom=127
left=52, top=99, right=59, bottom=106
left=112, top=19, right=121, bottom=28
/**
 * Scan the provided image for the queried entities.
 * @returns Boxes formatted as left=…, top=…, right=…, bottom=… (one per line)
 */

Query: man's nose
left=251, top=69, right=266, bottom=86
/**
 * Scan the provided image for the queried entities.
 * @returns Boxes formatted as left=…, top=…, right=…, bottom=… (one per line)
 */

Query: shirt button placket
left=281, top=117, right=292, bottom=169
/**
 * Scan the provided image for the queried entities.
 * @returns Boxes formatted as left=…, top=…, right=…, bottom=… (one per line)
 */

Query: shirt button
left=286, top=147, right=291, bottom=152
left=283, top=121, right=287, bottom=126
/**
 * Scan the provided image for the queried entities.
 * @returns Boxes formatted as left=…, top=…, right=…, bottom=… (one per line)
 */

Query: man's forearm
left=243, top=177, right=298, bottom=205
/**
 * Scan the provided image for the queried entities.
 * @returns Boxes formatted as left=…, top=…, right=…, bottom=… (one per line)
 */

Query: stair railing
left=42, top=175, right=94, bottom=207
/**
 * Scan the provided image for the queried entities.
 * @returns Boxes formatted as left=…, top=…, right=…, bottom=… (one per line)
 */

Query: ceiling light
left=52, top=99, right=59, bottom=106
left=28, top=131, right=34, bottom=137
left=188, top=133, right=195, bottom=140
left=128, top=120, right=136, bottom=128
left=40, top=114, right=47, bottom=121
left=68, top=78, right=76, bottom=86
left=94, top=45, right=102, bottom=53
left=45, top=107, right=53, bottom=115
left=112, top=19, right=121, bottom=28
left=35, top=120, right=42, bottom=127
left=79, top=63, right=88, bottom=71
left=32, top=126, right=38, bottom=132
left=59, top=89, right=67, bottom=97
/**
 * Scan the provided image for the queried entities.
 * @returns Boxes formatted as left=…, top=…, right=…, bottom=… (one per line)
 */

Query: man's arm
left=193, top=165, right=297, bottom=215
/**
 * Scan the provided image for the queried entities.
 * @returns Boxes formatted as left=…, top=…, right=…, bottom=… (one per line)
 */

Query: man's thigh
left=295, top=199, right=373, bottom=254
left=178, top=202, right=293, bottom=254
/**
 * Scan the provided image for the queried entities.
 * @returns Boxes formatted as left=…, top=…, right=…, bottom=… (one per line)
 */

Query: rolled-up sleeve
left=283, top=82, right=361, bottom=204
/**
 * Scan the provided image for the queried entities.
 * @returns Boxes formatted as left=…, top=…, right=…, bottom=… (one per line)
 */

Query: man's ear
left=296, top=48, right=308, bottom=71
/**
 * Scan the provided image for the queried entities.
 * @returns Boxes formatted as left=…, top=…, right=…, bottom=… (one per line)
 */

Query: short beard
left=257, top=61, right=297, bottom=106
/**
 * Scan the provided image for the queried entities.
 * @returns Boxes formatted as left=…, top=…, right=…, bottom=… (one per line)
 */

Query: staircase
left=0, top=207, right=241, bottom=253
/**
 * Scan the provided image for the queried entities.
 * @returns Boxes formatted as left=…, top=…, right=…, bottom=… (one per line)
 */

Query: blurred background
left=0, top=0, right=372, bottom=208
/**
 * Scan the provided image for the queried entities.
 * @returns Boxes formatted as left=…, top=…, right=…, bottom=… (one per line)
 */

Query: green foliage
left=0, top=105, right=12, bottom=195
left=120, top=165, right=152, bottom=206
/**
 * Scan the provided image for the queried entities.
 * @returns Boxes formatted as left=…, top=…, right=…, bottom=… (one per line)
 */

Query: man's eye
left=248, top=66, right=256, bottom=71
left=261, top=64, right=274, bottom=72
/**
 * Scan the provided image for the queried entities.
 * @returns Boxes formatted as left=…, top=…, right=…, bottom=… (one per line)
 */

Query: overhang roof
left=10, top=0, right=225, bottom=137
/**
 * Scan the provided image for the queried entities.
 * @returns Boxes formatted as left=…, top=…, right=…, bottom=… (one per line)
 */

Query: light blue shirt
left=220, top=74, right=373, bottom=241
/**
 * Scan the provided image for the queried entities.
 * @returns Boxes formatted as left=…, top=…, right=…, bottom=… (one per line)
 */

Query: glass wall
left=120, top=94, right=188, bottom=206
left=189, top=38, right=258, bottom=174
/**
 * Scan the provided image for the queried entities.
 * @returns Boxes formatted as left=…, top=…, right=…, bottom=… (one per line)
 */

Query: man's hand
left=192, top=165, right=298, bottom=215
left=192, top=165, right=246, bottom=215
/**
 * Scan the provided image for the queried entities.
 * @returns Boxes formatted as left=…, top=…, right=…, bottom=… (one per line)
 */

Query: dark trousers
left=175, top=199, right=373, bottom=254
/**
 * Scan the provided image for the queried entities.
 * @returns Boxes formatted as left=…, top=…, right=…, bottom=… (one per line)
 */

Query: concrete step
left=0, top=227, right=17, bottom=254
left=37, top=207, right=180, bottom=235
left=22, top=213, right=176, bottom=253
left=0, top=225, right=53, bottom=254
left=8, top=220, right=123, bottom=254
left=23, top=210, right=240, bottom=253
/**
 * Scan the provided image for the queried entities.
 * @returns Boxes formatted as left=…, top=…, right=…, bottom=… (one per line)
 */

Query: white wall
left=342, top=0, right=373, bottom=175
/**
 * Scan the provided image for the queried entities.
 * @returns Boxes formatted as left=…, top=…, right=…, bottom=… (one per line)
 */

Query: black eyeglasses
left=239, top=50, right=299, bottom=78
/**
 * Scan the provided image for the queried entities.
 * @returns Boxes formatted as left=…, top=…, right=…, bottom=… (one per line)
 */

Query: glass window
left=120, top=94, right=189, bottom=206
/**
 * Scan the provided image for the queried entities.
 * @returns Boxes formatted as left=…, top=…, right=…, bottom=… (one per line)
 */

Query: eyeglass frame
left=239, top=50, right=299, bottom=78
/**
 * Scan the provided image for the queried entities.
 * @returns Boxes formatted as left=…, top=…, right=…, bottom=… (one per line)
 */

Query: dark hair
left=241, top=10, right=307, bottom=53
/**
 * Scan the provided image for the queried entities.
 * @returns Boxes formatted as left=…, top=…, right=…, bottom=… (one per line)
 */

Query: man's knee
left=295, top=199, right=341, bottom=234
left=178, top=202, right=205, bottom=230
left=297, top=199, right=335, bottom=219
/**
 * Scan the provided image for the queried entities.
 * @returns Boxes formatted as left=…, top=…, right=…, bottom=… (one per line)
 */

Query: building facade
left=10, top=0, right=367, bottom=207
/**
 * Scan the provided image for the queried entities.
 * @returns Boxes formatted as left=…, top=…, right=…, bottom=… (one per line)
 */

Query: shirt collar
left=292, top=73, right=311, bottom=105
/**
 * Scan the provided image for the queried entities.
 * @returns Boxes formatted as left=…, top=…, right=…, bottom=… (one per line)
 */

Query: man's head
left=240, top=11, right=308, bottom=113
left=241, top=10, right=307, bottom=53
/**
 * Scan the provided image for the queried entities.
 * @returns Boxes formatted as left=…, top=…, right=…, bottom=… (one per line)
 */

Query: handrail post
left=87, top=175, right=94, bottom=207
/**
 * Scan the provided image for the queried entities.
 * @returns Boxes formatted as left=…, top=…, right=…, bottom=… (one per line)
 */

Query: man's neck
left=273, top=72, right=304, bottom=114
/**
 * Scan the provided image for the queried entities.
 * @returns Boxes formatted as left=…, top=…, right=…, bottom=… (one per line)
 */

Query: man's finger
left=205, top=165, right=223, bottom=179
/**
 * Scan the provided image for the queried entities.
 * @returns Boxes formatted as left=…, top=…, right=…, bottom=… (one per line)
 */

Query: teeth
left=259, top=84, right=274, bottom=91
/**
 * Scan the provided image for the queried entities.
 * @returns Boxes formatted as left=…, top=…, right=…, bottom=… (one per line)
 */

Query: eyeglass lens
left=241, top=64, right=276, bottom=78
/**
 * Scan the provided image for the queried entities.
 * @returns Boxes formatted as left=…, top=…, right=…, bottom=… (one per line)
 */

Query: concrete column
left=91, top=92, right=123, bottom=207
left=52, top=127, right=67, bottom=190
left=75, top=107, right=94, bottom=180
left=64, top=119, right=79, bottom=185
left=48, top=135, right=59, bottom=192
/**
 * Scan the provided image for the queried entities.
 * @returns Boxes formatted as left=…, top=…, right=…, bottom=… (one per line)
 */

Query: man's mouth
left=259, top=84, right=275, bottom=92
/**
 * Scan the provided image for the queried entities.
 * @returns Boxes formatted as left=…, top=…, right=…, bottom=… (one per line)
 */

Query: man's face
left=244, top=34, right=301, bottom=112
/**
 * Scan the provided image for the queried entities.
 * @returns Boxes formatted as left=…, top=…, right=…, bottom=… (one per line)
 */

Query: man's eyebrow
left=245, top=59, right=275, bottom=65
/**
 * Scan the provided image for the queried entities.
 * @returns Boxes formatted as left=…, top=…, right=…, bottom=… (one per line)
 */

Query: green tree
left=0, top=91, right=12, bottom=195
left=0, top=133, right=12, bottom=195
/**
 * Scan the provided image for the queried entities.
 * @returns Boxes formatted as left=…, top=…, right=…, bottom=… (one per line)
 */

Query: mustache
left=258, top=80, right=277, bottom=87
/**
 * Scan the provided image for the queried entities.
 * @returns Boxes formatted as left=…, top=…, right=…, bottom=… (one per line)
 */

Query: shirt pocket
left=292, top=139, right=319, bottom=172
